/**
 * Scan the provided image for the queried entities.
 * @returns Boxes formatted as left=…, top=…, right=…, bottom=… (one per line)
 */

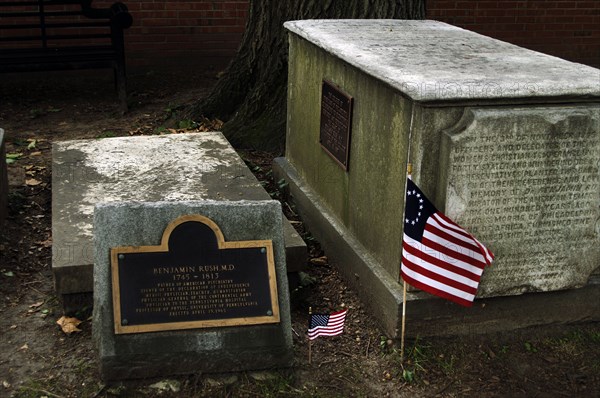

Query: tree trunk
left=189, top=0, right=426, bottom=152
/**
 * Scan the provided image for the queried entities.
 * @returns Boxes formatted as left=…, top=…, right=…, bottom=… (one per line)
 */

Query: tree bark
left=189, top=0, right=426, bottom=151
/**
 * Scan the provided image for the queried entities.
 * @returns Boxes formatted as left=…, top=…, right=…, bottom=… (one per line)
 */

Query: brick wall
left=115, top=0, right=249, bottom=67
left=428, top=0, right=600, bottom=67
left=0, top=0, right=250, bottom=68
left=126, top=0, right=599, bottom=68
left=1, top=1, right=598, bottom=69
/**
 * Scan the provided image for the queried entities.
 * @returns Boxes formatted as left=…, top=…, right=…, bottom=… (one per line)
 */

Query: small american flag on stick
left=307, top=309, right=347, bottom=340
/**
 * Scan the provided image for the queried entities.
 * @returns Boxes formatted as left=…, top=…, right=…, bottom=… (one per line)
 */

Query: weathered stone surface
left=282, top=220, right=306, bottom=273
left=284, top=20, right=600, bottom=103
left=93, top=200, right=292, bottom=380
left=274, top=156, right=600, bottom=338
left=438, top=107, right=600, bottom=296
left=283, top=20, right=600, bottom=336
left=52, top=132, right=305, bottom=300
left=286, top=33, right=411, bottom=280
left=0, top=128, right=7, bottom=226
left=273, top=158, right=405, bottom=336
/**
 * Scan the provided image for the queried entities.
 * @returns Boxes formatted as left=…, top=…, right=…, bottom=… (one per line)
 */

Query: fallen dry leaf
left=29, top=301, right=44, bottom=309
left=56, top=316, right=82, bottom=335
left=149, top=380, right=181, bottom=393
left=18, top=344, right=28, bottom=351
left=36, top=238, right=52, bottom=248
left=25, top=178, right=42, bottom=186
left=213, top=118, right=224, bottom=129
left=29, top=151, right=42, bottom=157
left=310, top=256, right=329, bottom=266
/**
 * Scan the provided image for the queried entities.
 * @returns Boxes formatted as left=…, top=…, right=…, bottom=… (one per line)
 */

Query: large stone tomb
left=93, top=200, right=293, bottom=380
left=275, top=20, right=600, bottom=337
left=52, top=132, right=305, bottom=312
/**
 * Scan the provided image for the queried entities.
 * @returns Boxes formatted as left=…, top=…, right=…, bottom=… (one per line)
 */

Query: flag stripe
left=403, top=236, right=482, bottom=279
left=401, top=263, right=476, bottom=303
left=402, top=243, right=480, bottom=288
left=308, top=309, right=347, bottom=340
left=308, top=326, right=345, bottom=339
left=421, top=233, right=487, bottom=270
left=433, top=213, right=474, bottom=240
left=400, top=177, right=494, bottom=307
left=473, top=236, right=495, bottom=265
left=435, top=213, right=494, bottom=265
left=401, top=255, right=478, bottom=296
left=425, top=219, right=487, bottom=264
left=314, top=319, right=345, bottom=328
left=428, top=216, right=483, bottom=254
left=401, top=269, right=474, bottom=307
left=403, top=234, right=484, bottom=276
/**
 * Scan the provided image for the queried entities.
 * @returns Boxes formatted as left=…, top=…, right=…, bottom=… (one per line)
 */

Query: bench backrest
left=0, top=0, right=132, bottom=49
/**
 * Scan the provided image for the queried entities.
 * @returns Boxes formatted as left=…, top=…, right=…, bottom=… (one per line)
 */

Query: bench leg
left=114, top=63, right=128, bottom=113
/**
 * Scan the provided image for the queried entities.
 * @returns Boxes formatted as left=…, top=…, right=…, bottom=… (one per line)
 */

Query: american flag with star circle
left=401, top=177, right=494, bottom=307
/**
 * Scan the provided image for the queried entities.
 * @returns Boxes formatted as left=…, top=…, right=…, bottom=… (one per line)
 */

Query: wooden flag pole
left=401, top=280, right=407, bottom=361
left=400, top=103, right=416, bottom=362
left=400, top=162, right=413, bottom=362
left=308, top=306, right=312, bottom=364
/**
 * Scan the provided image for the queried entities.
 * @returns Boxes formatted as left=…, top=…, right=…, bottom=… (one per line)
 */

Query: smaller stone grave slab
left=93, top=200, right=292, bottom=380
left=52, top=132, right=305, bottom=312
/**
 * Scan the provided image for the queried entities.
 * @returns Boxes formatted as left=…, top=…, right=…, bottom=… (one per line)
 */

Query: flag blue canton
left=403, top=178, right=436, bottom=241
left=309, top=314, right=330, bottom=329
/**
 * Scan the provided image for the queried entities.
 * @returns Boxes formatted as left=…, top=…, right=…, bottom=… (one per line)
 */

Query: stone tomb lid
left=52, top=132, right=272, bottom=294
left=284, top=20, right=600, bottom=104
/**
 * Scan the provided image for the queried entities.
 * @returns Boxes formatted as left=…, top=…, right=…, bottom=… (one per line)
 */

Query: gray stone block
left=438, top=107, right=600, bottom=296
left=273, top=157, right=404, bottom=336
left=282, top=219, right=306, bottom=273
left=52, top=132, right=306, bottom=309
left=93, top=200, right=293, bottom=380
left=283, top=20, right=600, bottom=337
left=274, top=156, right=600, bottom=338
left=284, top=20, right=600, bottom=103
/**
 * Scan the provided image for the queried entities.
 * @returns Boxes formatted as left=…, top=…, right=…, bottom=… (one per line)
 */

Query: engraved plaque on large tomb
left=111, top=215, right=279, bottom=334
left=319, top=80, right=353, bottom=170
left=439, top=107, right=600, bottom=297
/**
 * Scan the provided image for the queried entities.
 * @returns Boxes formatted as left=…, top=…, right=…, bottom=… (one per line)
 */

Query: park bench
left=0, top=0, right=132, bottom=111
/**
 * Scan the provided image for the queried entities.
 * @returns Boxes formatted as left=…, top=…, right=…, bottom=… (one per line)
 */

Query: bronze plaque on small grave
left=110, top=215, right=279, bottom=334
left=319, top=80, right=353, bottom=171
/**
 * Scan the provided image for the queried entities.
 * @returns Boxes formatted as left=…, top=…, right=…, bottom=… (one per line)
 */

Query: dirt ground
left=0, top=66, right=599, bottom=398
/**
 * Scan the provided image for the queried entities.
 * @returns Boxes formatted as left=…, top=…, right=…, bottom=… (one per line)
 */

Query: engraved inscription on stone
left=111, top=215, right=279, bottom=334
left=441, top=107, right=600, bottom=296
left=320, top=80, right=353, bottom=170
left=124, top=264, right=261, bottom=323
